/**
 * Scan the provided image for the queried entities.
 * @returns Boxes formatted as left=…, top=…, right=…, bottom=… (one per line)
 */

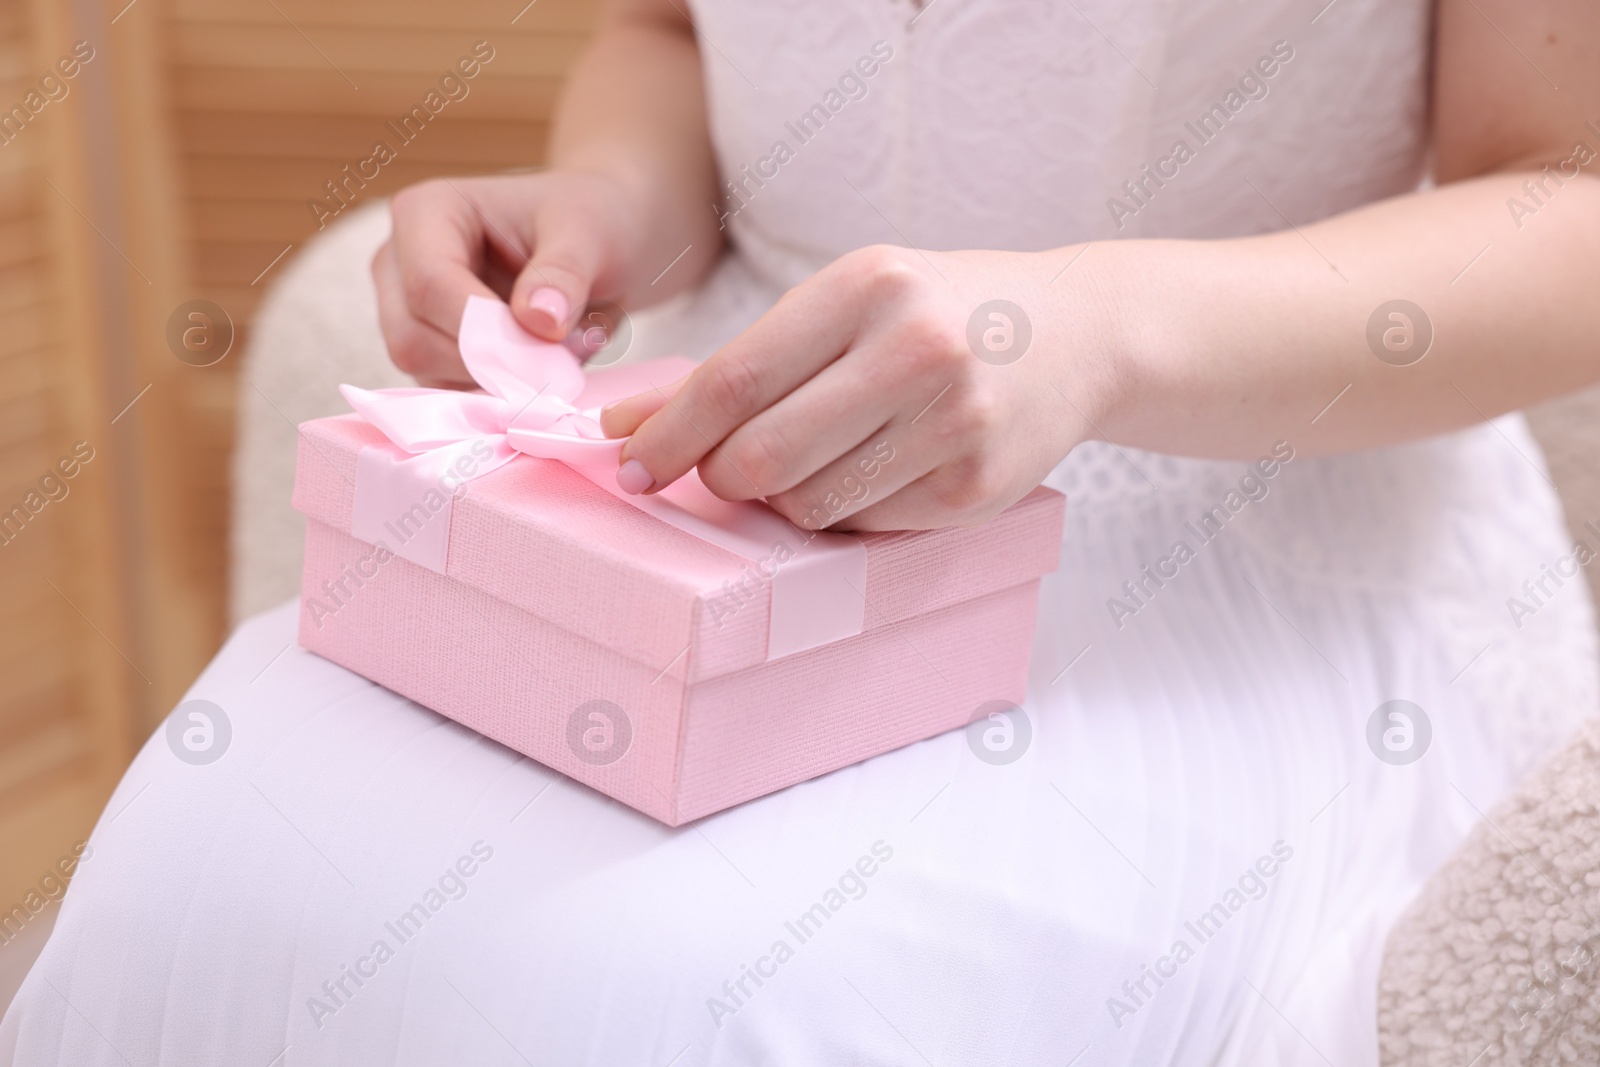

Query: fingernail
left=600, top=399, right=620, bottom=417
left=616, top=458, right=654, bottom=495
left=528, top=287, right=569, bottom=334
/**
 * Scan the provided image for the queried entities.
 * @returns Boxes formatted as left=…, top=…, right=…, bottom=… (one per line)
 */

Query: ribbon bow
left=341, top=294, right=624, bottom=473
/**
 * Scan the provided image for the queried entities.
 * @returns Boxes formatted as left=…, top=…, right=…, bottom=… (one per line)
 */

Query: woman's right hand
left=375, top=0, right=724, bottom=385
left=372, top=170, right=643, bottom=387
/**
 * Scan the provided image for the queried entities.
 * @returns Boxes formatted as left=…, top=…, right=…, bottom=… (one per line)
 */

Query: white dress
left=5, top=0, right=1595, bottom=1064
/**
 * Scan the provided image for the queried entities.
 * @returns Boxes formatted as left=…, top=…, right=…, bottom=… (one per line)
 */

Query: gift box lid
left=292, top=371, right=1064, bottom=686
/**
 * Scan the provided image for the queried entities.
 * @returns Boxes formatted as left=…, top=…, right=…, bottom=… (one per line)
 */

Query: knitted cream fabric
left=1378, top=714, right=1600, bottom=1063
left=228, top=202, right=410, bottom=623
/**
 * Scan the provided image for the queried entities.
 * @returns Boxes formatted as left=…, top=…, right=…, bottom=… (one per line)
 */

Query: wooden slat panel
left=173, top=68, right=565, bottom=118
left=0, top=303, right=51, bottom=357
left=1, top=0, right=598, bottom=908
left=0, top=273, right=48, bottom=317
left=0, top=362, right=49, bottom=412
left=0, top=628, right=78, bottom=698
left=0, top=397, right=54, bottom=455
left=175, top=113, right=548, bottom=161
left=0, top=0, right=147, bottom=905
left=0, top=221, right=44, bottom=272
left=166, top=0, right=598, bottom=29
left=168, top=26, right=587, bottom=74
left=0, top=776, right=103, bottom=913
left=0, top=715, right=85, bottom=799
left=182, top=153, right=532, bottom=199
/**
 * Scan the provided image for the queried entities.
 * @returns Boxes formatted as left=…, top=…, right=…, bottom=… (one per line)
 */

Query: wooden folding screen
left=0, top=0, right=592, bottom=905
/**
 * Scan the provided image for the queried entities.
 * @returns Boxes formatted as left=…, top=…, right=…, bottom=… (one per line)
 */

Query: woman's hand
left=600, top=244, right=1127, bottom=531
left=373, top=0, right=724, bottom=387
left=372, top=171, right=644, bottom=388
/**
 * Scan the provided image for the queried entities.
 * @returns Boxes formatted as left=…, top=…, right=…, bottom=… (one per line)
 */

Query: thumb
left=510, top=201, right=605, bottom=341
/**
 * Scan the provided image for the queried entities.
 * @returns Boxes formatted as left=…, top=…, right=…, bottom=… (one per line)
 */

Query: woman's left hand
left=599, top=243, right=1126, bottom=531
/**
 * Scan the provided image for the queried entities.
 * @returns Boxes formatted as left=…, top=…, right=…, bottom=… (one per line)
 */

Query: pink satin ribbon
left=343, top=294, right=628, bottom=470
left=339, top=295, right=867, bottom=661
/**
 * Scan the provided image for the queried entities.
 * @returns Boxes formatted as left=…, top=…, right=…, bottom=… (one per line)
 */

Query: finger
left=697, top=341, right=922, bottom=500
left=373, top=240, right=473, bottom=385
left=510, top=197, right=610, bottom=341
left=765, top=426, right=944, bottom=531
left=828, top=464, right=1024, bottom=532
left=599, top=375, right=689, bottom=438
left=387, top=180, right=504, bottom=339
left=619, top=274, right=862, bottom=493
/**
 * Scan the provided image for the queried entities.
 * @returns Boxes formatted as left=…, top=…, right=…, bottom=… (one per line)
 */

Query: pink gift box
left=291, top=334, right=1063, bottom=825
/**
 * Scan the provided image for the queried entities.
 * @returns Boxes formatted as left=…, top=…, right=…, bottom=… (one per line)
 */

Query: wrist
left=1041, top=240, right=1167, bottom=452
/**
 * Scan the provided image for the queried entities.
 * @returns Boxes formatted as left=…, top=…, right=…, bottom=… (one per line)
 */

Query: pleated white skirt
left=2, top=415, right=1592, bottom=1067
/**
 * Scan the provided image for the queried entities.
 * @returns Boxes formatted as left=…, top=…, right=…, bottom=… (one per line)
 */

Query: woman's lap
left=0, top=610, right=1320, bottom=1065
left=4, top=418, right=1592, bottom=1067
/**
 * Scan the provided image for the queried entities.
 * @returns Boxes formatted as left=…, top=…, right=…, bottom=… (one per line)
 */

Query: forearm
left=1093, top=171, right=1600, bottom=460
left=549, top=8, right=723, bottom=303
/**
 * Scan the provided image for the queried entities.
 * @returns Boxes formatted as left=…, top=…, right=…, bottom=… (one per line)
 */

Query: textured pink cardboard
left=293, top=401, right=1064, bottom=824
